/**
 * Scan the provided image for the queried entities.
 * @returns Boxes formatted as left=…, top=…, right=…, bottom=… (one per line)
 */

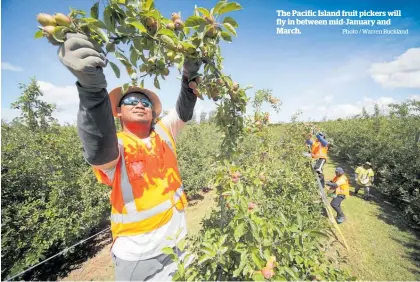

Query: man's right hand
left=55, top=33, right=108, bottom=91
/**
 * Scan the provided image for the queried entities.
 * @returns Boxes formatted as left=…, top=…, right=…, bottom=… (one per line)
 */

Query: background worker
left=306, top=131, right=329, bottom=187
left=355, top=162, right=375, bottom=200
left=326, top=167, right=350, bottom=224
left=51, top=33, right=201, bottom=280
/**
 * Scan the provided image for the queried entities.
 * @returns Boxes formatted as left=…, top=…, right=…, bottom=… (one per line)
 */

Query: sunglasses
left=120, top=96, right=152, bottom=108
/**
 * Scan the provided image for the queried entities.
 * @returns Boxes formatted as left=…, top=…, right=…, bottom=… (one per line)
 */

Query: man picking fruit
left=354, top=161, right=375, bottom=200
left=326, top=167, right=350, bottom=224
left=48, top=32, right=201, bottom=281
left=305, top=131, right=329, bottom=188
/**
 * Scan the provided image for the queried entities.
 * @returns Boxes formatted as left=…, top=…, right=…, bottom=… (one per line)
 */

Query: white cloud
left=2, top=62, right=23, bottom=72
left=36, top=81, right=79, bottom=124
left=290, top=96, right=399, bottom=121
left=369, top=48, right=420, bottom=88
left=324, top=95, right=333, bottom=104
left=408, top=94, right=420, bottom=101
left=1, top=81, right=79, bottom=124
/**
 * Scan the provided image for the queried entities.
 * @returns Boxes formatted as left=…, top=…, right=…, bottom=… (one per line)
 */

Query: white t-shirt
left=102, top=109, right=188, bottom=261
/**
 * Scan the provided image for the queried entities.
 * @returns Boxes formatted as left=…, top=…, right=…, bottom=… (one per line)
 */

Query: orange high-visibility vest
left=311, top=140, right=328, bottom=159
left=93, top=121, right=187, bottom=239
left=332, top=174, right=350, bottom=197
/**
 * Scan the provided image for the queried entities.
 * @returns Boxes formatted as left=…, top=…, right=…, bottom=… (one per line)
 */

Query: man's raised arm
left=57, top=33, right=119, bottom=168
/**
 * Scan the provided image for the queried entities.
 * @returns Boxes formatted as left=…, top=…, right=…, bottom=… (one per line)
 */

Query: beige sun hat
left=108, top=86, right=162, bottom=118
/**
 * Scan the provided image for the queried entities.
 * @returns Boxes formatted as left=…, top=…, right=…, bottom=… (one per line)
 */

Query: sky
left=1, top=0, right=420, bottom=124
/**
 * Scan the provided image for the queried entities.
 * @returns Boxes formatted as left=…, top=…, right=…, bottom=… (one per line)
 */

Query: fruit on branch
left=166, top=22, right=175, bottom=30
left=174, top=19, right=184, bottom=30
left=171, top=12, right=181, bottom=21
left=255, top=121, right=262, bottom=127
left=37, top=13, right=57, bottom=26
left=248, top=202, right=257, bottom=211
left=176, top=43, right=184, bottom=52
left=216, top=78, right=224, bottom=85
left=54, top=13, right=71, bottom=27
left=232, top=83, right=239, bottom=91
left=42, top=26, right=56, bottom=35
left=269, top=95, right=280, bottom=105
left=263, top=113, right=269, bottom=122
left=162, top=67, right=169, bottom=76
left=189, top=81, right=197, bottom=89
left=41, top=26, right=60, bottom=45
left=261, top=267, right=275, bottom=279
left=231, top=171, right=241, bottom=183
left=146, top=17, right=156, bottom=27
left=166, top=51, right=175, bottom=60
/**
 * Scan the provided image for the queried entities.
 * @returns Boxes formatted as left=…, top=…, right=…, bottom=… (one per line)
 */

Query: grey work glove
left=57, top=33, right=108, bottom=91
left=182, top=57, right=202, bottom=83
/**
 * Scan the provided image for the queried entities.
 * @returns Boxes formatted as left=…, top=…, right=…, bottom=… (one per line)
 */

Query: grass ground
left=323, top=158, right=420, bottom=281
left=61, top=189, right=217, bottom=281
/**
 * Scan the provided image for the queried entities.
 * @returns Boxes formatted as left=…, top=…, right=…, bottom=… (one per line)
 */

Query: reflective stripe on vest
left=154, top=122, right=176, bottom=156
left=111, top=185, right=185, bottom=224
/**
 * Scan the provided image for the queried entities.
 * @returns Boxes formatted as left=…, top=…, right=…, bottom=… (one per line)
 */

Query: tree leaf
left=142, top=0, right=154, bottom=11
left=106, top=43, right=116, bottom=53
left=213, top=0, right=227, bottom=15
left=90, top=2, right=99, bottom=19
left=252, top=272, right=264, bottom=281
left=223, top=22, right=237, bottom=36
left=92, top=26, right=109, bottom=43
left=69, top=7, right=86, bottom=17
left=217, top=2, right=242, bottom=15
left=157, top=29, right=177, bottom=40
left=34, top=30, right=43, bottom=39
left=128, top=21, right=147, bottom=33
left=197, top=7, right=211, bottom=18
left=114, top=51, right=130, bottom=64
left=104, top=7, right=116, bottom=32
left=220, top=31, right=232, bottom=42
left=161, top=246, right=175, bottom=255
left=159, top=35, right=175, bottom=48
left=177, top=238, right=187, bottom=252
left=185, top=16, right=207, bottom=27
left=223, top=16, right=238, bottom=28
left=198, top=254, right=211, bottom=264
left=109, top=61, right=121, bottom=78
left=140, top=79, right=145, bottom=88
left=133, top=38, right=143, bottom=52
left=310, top=230, right=329, bottom=239
left=122, top=83, right=129, bottom=94
left=130, top=48, right=138, bottom=66
left=154, top=76, right=160, bottom=89
left=52, top=26, right=68, bottom=42
left=251, top=250, right=265, bottom=269
left=234, top=222, right=246, bottom=241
